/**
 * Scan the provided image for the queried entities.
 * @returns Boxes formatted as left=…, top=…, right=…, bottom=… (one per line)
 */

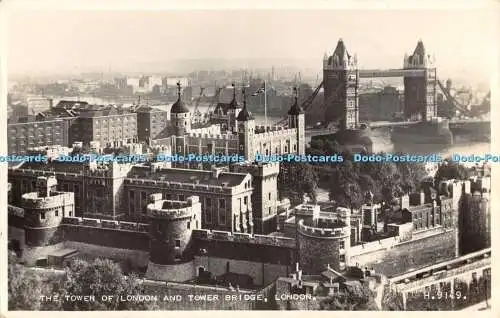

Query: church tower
left=170, top=82, right=191, bottom=136
left=323, top=39, right=359, bottom=130
left=287, top=87, right=306, bottom=155
left=237, top=88, right=256, bottom=162
left=403, top=40, right=437, bottom=121
left=227, top=83, right=241, bottom=132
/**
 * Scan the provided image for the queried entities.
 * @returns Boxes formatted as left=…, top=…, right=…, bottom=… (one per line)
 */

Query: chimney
left=212, top=167, right=222, bottom=179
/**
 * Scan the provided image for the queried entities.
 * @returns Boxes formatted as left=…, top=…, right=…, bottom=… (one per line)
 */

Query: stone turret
left=145, top=194, right=202, bottom=282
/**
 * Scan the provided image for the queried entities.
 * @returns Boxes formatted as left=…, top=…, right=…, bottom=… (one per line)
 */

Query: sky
left=4, top=6, right=499, bottom=87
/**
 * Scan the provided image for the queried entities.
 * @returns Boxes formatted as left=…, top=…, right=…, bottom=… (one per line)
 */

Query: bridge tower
left=323, top=39, right=359, bottom=130
left=403, top=40, right=438, bottom=121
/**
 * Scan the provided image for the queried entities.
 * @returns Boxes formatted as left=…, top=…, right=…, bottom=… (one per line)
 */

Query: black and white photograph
left=2, top=0, right=496, bottom=313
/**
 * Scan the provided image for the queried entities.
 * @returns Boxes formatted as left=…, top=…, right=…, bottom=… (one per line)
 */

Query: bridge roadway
left=305, top=118, right=491, bottom=137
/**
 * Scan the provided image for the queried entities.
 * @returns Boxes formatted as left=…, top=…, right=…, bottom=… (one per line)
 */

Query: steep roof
left=327, top=38, right=351, bottom=66
left=170, top=83, right=190, bottom=114
left=287, top=89, right=304, bottom=116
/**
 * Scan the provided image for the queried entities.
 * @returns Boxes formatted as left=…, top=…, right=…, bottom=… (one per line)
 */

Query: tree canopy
left=55, top=258, right=156, bottom=310
left=8, top=252, right=43, bottom=310
left=278, top=161, right=319, bottom=205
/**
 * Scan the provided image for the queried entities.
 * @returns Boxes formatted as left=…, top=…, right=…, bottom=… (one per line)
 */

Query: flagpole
left=264, top=80, right=267, bottom=127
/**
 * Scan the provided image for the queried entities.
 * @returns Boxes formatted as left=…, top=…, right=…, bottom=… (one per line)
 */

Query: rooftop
left=128, top=166, right=248, bottom=187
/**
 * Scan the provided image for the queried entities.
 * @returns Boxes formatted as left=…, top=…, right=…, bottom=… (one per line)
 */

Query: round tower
left=297, top=216, right=351, bottom=274
left=145, top=194, right=202, bottom=282
left=171, top=81, right=191, bottom=136
left=22, top=176, right=75, bottom=247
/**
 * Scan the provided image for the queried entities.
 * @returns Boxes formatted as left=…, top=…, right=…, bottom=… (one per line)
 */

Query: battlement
left=61, top=216, right=149, bottom=233
left=254, top=128, right=296, bottom=140
left=147, top=196, right=201, bottom=219
left=192, top=229, right=295, bottom=248
left=231, top=161, right=280, bottom=176
left=189, top=131, right=238, bottom=140
left=297, top=219, right=349, bottom=238
left=9, top=169, right=82, bottom=178
left=254, top=125, right=290, bottom=134
left=124, top=178, right=234, bottom=194
left=190, top=125, right=222, bottom=135
left=22, top=191, right=74, bottom=209
left=295, top=204, right=321, bottom=217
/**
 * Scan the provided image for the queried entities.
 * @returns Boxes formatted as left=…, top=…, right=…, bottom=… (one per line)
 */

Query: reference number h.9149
left=423, top=291, right=466, bottom=300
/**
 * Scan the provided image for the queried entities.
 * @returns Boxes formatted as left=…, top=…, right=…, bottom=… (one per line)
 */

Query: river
left=47, top=96, right=490, bottom=157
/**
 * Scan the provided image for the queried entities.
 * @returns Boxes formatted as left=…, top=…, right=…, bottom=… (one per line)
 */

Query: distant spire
left=232, top=82, right=236, bottom=99
left=293, top=86, right=298, bottom=102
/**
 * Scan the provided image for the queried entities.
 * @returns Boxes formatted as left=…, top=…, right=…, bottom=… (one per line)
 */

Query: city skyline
left=5, top=8, right=498, bottom=87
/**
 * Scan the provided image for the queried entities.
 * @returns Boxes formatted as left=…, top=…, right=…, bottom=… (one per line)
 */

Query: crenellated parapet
left=253, top=128, right=296, bottom=140
left=297, top=219, right=350, bottom=239
left=192, top=229, right=296, bottom=248
left=61, top=216, right=149, bottom=233
left=147, top=196, right=201, bottom=220
left=231, top=161, right=280, bottom=177
left=22, top=192, right=74, bottom=210
left=125, top=178, right=234, bottom=194
left=188, top=132, right=238, bottom=140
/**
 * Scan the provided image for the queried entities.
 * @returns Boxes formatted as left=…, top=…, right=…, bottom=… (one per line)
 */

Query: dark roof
left=135, top=106, right=165, bottom=113
left=170, top=84, right=190, bottom=114
left=228, top=86, right=240, bottom=110
left=327, top=38, right=351, bottom=66
left=128, top=166, right=248, bottom=187
left=287, top=94, right=304, bottom=116
left=13, top=161, right=86, bottom=174
left=236, top=105, right=253, bottom=122
left=54, top=100, right=89, bottom=109
left=236, top=93, right=253, bottom=122
left=78, top=107, right=134, bottom=118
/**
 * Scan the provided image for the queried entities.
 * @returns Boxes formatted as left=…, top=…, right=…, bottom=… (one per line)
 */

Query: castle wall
left=348, top=229, right=456, bottom=277
left=145, top=261, right=196, bottom=282
left=61, top=222, right=150, bottom=252
left=195, top=256, right=291, bottom=286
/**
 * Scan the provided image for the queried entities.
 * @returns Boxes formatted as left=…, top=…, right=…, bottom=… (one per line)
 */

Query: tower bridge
left=289, top=38, right=490, bottom=146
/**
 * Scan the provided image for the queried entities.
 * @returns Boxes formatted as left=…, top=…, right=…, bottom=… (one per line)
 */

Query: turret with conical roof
left=227, top=83, right=241, bottom=132
left=236, top=87, right=254, bottom=122
left=288, top=87, right=306, bottom=155
left=237, top=88, right=256, bottom=161
left=288, top=87, right=304, bottom=116
left=171, top=82, right=191, bottom=136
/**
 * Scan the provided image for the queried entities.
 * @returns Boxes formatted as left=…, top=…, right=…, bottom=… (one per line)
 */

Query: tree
left=8, top=252, right=43, bottom=310
left=320, top=283, right=379, bottom=310
left=278, top=162, right=318, bottom=205
left=434, top=160, right=470, bottom=185
left=57, top=258, right=157, bottom=310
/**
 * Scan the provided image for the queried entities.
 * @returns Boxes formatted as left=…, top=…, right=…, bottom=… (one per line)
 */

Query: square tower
left=323, top=39, right=359, bottom=130
left=403, top=40, right=438, bottom=121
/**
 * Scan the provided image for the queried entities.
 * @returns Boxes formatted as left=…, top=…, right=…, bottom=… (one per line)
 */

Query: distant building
left=359, top=87, right=403, bottom=122
left=8, top=119, right=69, bottom=155
left=136, top=106, right=169, bottom=143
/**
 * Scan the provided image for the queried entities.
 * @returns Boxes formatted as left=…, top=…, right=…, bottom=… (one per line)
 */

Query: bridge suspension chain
left=273, top=80, right=349, bottom=128
left=436, top=79, right=473, bottom=117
